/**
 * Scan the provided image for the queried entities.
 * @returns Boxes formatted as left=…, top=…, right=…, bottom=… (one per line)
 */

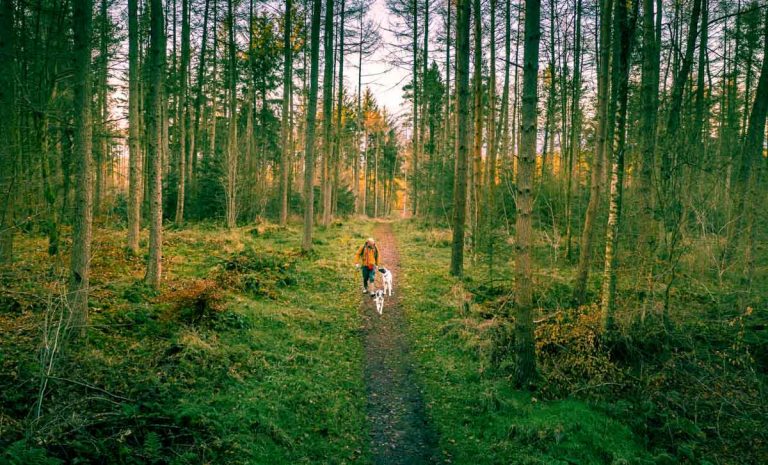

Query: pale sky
left=354, top=0, right=411, bottom=120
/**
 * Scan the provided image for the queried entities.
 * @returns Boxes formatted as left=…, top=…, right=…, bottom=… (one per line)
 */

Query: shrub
left=160, top=279, right=224, bottom=325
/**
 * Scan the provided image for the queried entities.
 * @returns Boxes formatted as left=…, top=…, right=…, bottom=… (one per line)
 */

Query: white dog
left=378, top=267, right=393, bottom=296
left=372, top=289, right=385, bottom=315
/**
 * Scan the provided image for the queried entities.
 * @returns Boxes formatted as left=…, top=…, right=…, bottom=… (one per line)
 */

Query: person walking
left=355, top=237, right=379, bottom=295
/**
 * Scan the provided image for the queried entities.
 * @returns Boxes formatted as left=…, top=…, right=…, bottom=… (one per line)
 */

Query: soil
left=360, top=222, right=439, bottom=465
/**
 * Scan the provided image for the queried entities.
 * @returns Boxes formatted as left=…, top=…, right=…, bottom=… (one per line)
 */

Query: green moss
left=393, top=220, right=650, bottom=465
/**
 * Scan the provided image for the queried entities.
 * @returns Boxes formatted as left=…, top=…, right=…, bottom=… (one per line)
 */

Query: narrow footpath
left=361, top=222, right=439, bottom=465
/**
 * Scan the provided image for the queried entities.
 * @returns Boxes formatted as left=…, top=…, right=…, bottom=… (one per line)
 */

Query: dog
left=378, top=267, right=393, bottom=296
left=372, top=289, right=385, bottom=315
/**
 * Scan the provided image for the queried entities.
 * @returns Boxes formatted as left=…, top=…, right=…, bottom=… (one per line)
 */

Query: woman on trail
left=355, top=237, right=379, bottom=295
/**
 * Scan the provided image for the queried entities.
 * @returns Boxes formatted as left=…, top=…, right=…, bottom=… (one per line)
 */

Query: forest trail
left=361, top=222, right=439, bottom=465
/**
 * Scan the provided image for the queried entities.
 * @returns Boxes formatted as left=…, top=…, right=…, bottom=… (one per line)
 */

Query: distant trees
left=0, top=0, right=765, bottom=355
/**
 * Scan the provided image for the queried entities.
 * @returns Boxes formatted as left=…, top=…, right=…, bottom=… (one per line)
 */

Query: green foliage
left=393, top=219, right=768, bottom=464
left=0, top=220, right=371, bottom=464
left=393, top=221, right=649, bottom=464
left=2, top=441, right=63, bottom=465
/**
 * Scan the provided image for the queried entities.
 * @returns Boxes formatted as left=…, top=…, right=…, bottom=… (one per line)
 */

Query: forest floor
left=1, top=217, right=765, bottom=464
left=361, top=222, right=438, bottom=465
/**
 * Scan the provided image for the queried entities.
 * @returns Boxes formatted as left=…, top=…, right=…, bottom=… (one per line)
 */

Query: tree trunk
left=573, top=0, right=612, bottom=304
left=541, top=0, right=556, bottom=178
left=735, top=8, right=768, bottom=283
left=94, top=0, right=108, bottom=218
left=0, top=0, right=16, bottom=263
left=600, top=0, right=637, bottom=331
left=225, top=0, right=238, bottom=229
left=514, top=0, right=541, bottom=388
left=69, top=0, right=95, bottom=333
left=302, top=0, right=322, bottom=251
left=145, top=0, right=165, bottom=287
left=175, top=0, right=190, bottom=224
left=450, top=0, right=471, bottom=277
left=637, top=0, right=660, bottom=250
left=333, top=0, right=346, bottom=220
left=127, top=0, right=143, bottom=254
left=411, top=0, right=419, bottom=216
left=320, top=0, right=335, bottom=226
left=487, top=0, right=498, bottom=198
left=190, top=0, right=211, bottom=187
left=565, top=0, right=582, bottom=260
left=660, top=0, right=702, bottom=185
left=471, top=0, right=483, bottom=243
left=499, top=0, right=511, bottom=168
left=280, top=0, right=293, bottom=225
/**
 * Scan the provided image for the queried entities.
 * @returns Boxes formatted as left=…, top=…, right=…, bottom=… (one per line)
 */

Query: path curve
left=361, top=222, right=439, bottom=465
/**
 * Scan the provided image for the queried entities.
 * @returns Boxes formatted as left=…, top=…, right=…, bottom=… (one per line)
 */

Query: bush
left=160, top=279, right=224, bottom=325
left=217, top=247, right=298, bottom=299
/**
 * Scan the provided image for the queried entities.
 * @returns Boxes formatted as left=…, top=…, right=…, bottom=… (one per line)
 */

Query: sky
left=355, top=0, right=411, bottom=120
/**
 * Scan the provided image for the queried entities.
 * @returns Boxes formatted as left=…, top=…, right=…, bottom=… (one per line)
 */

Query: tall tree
left=303, top=0, right=323, bottom=251
left=660, top=0, right=702, bottom=185
left=471, top=0, right=483, bottom=237
left=127, top=0, right=142, bottom=254
left=450, top=0, right=470, bottom=277
left=573, top=0, right=612, bottom=304
left=175, top=0, right=190, bottom=224
left=320, top=0, right=335, bottom=226
left=564, top=0, right=583, bottom=260
left=514, top=0, right=541, bottom=387
left=190, top=0, right=212, bottom=185
left=224, top=0, right=238, bottom=228
left=68, top=0, right=95, bottom=333
left=600, top=0, right=637, bottom=330
left=0, top=0, right=16, bottom=263
left=637, top=0, right=660, bottom=250
left=280, top=0, right=293, bottom=226
left=146, top=0, right=166, bottom=287
left=735, top=6, right=768, bottom=282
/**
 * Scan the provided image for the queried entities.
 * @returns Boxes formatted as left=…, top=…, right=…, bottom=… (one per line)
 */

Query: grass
left=1, top=218, right=375, bottom=464
left=392, top=220, right=651, bottom=465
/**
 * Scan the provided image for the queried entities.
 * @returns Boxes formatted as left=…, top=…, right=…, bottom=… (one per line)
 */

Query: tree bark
left=411, top=0, right=419, bottom=216
left=637, top=0, right=660, bottom=251
left=280, top=0, right=293, bottom=225
left=735, top=7, right=768, bottom=283
left=224, top=0, right=238, bottom=228
left=333, top=0, right=346, bottom=221
left=514, top=0, right=541, bottom=387
left=320, top=0, right=335, bottom=226
left=127, top=0, right=143, bottom=254
left=175, top=0, right=190, bottom=224
left=145, top=0, right=165, bottom=287
left=600, top=0, right=637, bottom=330
left=573, top=0, right=612, bottom=304
left=565, top=0, right=582, bottom=260
left=471, top=0, right=483, bottom=242
left=68, top=0, right=95, bottom=333
left=450, top=0, right=471, bottom=277
left=0, top=0, right=16, bottom=263
left=190, top=0, right=211, bottom=187
left=302, top=0, right=322, bottom=251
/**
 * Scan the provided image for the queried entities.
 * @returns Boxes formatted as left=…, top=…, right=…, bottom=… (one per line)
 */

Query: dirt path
left=361, top=222, right=439, bottom=465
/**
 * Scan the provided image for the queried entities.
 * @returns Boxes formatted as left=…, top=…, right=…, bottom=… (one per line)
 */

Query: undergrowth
left=0, top=219, right=373, bottom=464
left=393, top=219, right=767, bottom=465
